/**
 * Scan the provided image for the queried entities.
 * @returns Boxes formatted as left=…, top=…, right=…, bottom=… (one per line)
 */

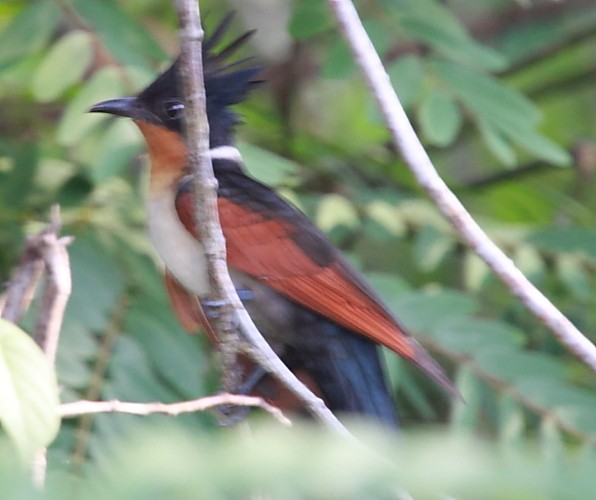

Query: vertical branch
left=32, top=206, right=73, bottom=488
left=34, top=206, right=73, bottom=364
left=173, top=0, right=350, bottom=435
left=2, top=205, right=73, bottom=488
left=174, top=0, right=241, bottom=394
left=1, top=246, right=44, bottom=324
left=327, top=0, right=596, bottom=371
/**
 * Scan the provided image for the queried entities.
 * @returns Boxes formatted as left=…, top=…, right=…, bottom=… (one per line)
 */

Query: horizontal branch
left=59, top=393, right=292, bottom=427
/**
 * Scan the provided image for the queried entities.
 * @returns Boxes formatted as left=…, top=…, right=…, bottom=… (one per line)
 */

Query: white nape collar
left=209, top=146, right=243, bottom=163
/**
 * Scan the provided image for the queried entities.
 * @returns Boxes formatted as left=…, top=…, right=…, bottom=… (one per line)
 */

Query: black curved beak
left=89, top=97, right=137, bottom=117
left=89, top=97, right=159, bottom=124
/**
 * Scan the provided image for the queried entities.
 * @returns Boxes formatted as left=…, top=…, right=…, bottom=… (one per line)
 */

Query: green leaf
left=400, top=17, right=506, bottom=72
left=498, top=6, right=596, bottom=66
left=555, top=403, right=596, bottom=436
left=418, top=87, right=462, bottom=146
left=31, top=30, right=93, bottom=102
left=515, top=380, right=596, bottom=436
left=238, top=143, right=299, bottom=186
left=540, top=417, right=563, bottom=470
left=477, top=119, right=517, bottom=167
left=528, top=227, right=596, bottom=259
left=433, top=59, right=571, bottom=166
left=463, top=251, right=491, bottom=291
left=57, top=66, right=125, bottom=146
left=288, top=0, right=332, bottom=40
left=55, top=318, right=96, bottom=390
left=433, top=317, right=524, bottom=355
left=556, top=253, right=590, bottom=300
left=515, top=379, right=582, bottom=411
left=90, top=120, right=141, bottom=184
left=33, top=158, right=77, bottom=194
left=0, top=442, right=39, bottom=498
left=433, top=60, right=540, bottom=127
left=363, top=19, right=393, bottom=56
left=0, top=1, right=60, bottom=66
left=414, top=226, right=454, bottom=271
left=103, top=336, right=183, bottom=404
left=381, top=0, right=507, bottom=71
left=316, top=194, right=359, bottom=232
left=364, top=199, right=407, bottom=237
left=393, top=289, right=478, bottom=333
left=0, top=142, right=38, bottom=209
left=66, top=232, right=126, bottom=331
left=451, top=366, right=482, bottom=432
left=512, top=244, right=545, bottom=285
left=321, top=38, right=354, bottom=79
left=382, top=0, right=468, bottom=39
left=125, top=306, right=207, bottom=398
left=481, top=182, right=556, bottom=223
left=55, top=175, right=94, bottom=209
left=396, top=198, right=451, bottom=231
left=391, top=360, right=438, bottom=420
left=366, top=273, right=412, bottom=303
left=474, top=348, right=567, bottom=384
left=85, top=421, right=576, bottom=499
left=387, top=55, right=424, bottom=110
left=0, top=319, right=59, bottom=461
left=70, top=0, right=165, bottom=68
left=498, top=394, right=526, bottom=449
left=503, top=127, right=571, bottom=167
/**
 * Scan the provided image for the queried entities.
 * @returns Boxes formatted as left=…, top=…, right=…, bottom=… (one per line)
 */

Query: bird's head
left=89, top=14, right=261, bottom=148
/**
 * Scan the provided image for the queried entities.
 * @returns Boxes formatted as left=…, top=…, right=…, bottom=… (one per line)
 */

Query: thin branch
left=30, top=454, right=47, bottom=491
left=327, top=0, right=596, bottom=371
left=2, top=206, right=73, bottom=489
left=1, top=207, right=73, bottom=335
left=175, top=0, right=241, bottom=395
left=173, top=0, right=350, bottom=436
left=2, top=240, right=45, bottom=324
left=33, top=206, right=73, bottom=364
left=59, top=393, right=292, bottom=427
left=32, top=206, right=72, bottom=489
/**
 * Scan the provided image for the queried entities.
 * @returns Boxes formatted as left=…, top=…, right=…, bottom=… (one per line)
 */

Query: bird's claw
left=216, top=365, right=268, bottom=426
left=202, top=289, right=254, bottom=319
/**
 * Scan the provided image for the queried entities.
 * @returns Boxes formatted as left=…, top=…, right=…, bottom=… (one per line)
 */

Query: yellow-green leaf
left=316, top=194, right=359, bottom=232
left=418, top=88, right=462, bottom=146
left=31, top=30, right=93, bottom=102
left=0, top=319, right=60, bottom=461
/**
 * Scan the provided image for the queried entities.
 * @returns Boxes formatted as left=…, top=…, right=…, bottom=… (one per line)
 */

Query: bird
left=89, top=15, right=457, bottom=427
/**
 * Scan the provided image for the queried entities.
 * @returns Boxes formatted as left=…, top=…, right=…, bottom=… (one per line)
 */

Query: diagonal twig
left=327, top=0, right=596, bottom=371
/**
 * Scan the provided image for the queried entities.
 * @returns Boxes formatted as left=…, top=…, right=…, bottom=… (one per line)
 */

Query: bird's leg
left=201, top=288, right=254, bottom=319
left=218, top=364, right=269, bottom=426
left=201, top=288, right=266, bottom=425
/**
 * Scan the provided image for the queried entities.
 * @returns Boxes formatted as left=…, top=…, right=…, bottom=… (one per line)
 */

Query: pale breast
left=146, top=191, right=210, bottom=297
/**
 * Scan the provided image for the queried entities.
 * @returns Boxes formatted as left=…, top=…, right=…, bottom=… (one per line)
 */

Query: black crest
left=136, top=13, right=261, bottom=147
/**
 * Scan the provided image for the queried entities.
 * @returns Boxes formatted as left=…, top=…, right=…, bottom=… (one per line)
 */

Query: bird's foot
left=217, top=365, right=268, bottom=426
left=202, top=289, right=254, bottom=319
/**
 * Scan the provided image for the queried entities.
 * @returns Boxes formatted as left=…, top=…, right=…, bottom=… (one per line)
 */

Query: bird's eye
left=163, top=100, right=185, bottom=120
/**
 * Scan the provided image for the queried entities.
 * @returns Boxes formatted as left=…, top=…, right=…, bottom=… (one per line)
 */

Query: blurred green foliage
left=1, top=0, right=596, bottom=497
